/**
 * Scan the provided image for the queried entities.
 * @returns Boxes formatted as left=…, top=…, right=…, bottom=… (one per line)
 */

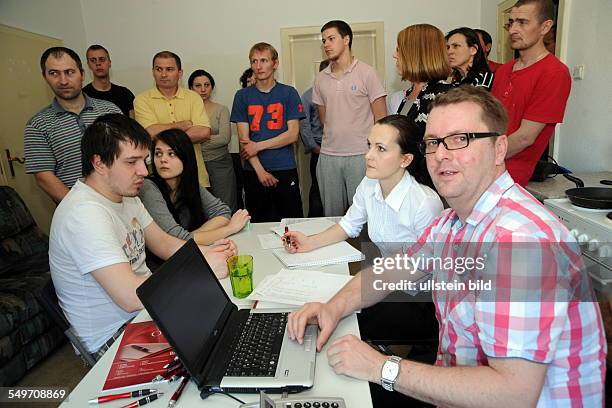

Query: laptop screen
left=136, top=240, right=233, bottom=378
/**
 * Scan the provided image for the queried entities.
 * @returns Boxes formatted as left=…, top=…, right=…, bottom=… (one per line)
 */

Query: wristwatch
left=380, top=355, right=402, bottom=391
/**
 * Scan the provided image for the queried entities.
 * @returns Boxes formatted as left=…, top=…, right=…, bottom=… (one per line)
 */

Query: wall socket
left=572, top=64, right=585, bottom=80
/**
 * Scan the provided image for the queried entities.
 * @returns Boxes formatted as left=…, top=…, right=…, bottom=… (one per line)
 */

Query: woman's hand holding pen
left=282, top=231, right=313, bottom=253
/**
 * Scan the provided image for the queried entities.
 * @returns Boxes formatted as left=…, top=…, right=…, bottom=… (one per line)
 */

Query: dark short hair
left=188, top=69, right=215, bottom=90
left=152, top=51, right=182, bottom=70
left=81, top=114, right=152, bottom=176
left=430, top=86, right=508, bottom=135
left=86, top=44, right=110, bottom=59
left=375, top=115, right=425, bottom=183
left=321, top=20, right=353, bottom=49
left=473, top=29, right=492, bottom=45
left=239, top=68, right=253, bottom=88
left=514, top=0, right=555, bottom=22
left=319, top=59, right=330, bottom=72
left=40, top=47, right=84, bottom=74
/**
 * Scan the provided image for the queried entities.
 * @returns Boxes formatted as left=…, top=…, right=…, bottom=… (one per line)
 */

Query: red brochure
left=102, top=321, right=175, bottom=391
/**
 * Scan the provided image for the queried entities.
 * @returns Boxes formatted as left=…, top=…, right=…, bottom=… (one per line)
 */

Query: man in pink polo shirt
left=313, top=20, right=387, bottom=216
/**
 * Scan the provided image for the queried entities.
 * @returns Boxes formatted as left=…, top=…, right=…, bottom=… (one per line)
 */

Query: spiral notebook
left=272, top=241, right=364, bottom=268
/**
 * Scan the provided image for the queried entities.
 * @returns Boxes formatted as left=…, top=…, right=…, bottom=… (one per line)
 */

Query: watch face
left=383, top=360, right=400, bottom=380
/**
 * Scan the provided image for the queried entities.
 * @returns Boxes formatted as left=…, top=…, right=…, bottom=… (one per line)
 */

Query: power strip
left=239, top=391, right=346, bottom=408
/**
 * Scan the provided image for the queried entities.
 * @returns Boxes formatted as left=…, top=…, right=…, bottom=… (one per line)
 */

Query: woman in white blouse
left=283, top=114, right=443, bottom=256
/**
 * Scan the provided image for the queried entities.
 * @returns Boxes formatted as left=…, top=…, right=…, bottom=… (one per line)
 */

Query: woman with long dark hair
left=446, top=27, right=494, bottom=89
left=139, top=129, right=249, bottom=248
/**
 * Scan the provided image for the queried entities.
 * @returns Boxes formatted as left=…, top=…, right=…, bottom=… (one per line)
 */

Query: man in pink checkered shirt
left=288, top=86, right=606, bottom=407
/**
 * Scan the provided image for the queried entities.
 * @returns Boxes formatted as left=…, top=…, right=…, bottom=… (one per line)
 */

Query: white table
left=60, top=222, right=372, bottom=408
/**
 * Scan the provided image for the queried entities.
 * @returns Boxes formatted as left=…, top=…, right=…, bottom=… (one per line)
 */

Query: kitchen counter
left=525, top=171, right=612, bottom=202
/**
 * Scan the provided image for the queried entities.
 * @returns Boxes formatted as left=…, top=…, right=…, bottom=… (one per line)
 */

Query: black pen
left=164, top=358, right=181, bottom=372
left=167, top=375, right=190, bottom=408
left=119, top=392, right=164, bottom=408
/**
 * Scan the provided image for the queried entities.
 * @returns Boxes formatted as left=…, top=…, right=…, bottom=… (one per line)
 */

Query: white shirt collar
left=373, top=171, right=414, bottom=213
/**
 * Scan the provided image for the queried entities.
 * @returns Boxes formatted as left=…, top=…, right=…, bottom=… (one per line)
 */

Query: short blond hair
left=396, top=24, right=451, bottom=83
left=430, top=86, right=508, bottom=135
left=249, top=42, right=278, bottom=61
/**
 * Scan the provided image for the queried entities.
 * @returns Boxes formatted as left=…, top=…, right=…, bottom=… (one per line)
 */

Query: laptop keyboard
left=225, top=313, right=288, bottom=377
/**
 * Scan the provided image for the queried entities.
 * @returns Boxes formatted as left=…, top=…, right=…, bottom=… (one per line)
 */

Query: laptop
left=136, top=239, right=318, bottom=394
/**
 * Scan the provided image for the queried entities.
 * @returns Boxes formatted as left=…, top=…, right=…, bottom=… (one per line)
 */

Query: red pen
left=160, top=366, right=186, bottom=380
left=283, top=226, right=295, bottom=248
left=167, top=375, right=190, bottom=408
left=88, top=389, right=157, bottom=404
left=119, top=392, right=163, bottom=408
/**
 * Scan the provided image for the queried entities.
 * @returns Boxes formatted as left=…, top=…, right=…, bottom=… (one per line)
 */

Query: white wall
left=481, top=0, right=612, bottom=172
left=556, top=0, right=612, bottom=172
left=78, top=0, right=481, bottom=109
left=0, top=0, right=87, bottom=55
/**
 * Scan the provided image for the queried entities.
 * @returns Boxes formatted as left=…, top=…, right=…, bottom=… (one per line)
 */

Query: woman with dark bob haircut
left=446, top=27, right=493, bottom=89
left=139, top=129, right=249, bottom=257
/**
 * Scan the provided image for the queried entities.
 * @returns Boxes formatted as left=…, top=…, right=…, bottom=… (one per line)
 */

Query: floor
left=15, top=341, right=90, bottom=407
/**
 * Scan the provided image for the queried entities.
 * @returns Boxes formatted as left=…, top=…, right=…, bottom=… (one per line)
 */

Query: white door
left=281, top=22, right=385, bottom=214
left=0, top=24, right=62, bottom=234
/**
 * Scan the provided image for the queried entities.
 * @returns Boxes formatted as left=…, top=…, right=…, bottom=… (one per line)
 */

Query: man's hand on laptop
left=288, top=302, right=342, bottom=351
left=198, top=239, right=238, bottom=279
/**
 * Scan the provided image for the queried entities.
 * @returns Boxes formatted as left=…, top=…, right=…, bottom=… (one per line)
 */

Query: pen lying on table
left=168, top=375, right=190, bottom=408
left=119, top=393, right=164, bottom=408
left=88, top=389, right=157, bottom=404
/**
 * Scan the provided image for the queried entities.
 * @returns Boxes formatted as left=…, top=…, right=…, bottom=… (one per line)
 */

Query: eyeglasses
left=418, top=132, right=500, bottom=155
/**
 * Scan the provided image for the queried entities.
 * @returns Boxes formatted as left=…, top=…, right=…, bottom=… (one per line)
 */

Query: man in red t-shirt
left=492, top=0, right=571, bottom=186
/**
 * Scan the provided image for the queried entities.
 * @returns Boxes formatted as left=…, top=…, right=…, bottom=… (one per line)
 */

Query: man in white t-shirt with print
left=49, top=113, right=236, bottom=359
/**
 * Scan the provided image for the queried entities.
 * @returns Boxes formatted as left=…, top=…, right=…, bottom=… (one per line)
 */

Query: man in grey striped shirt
left=24, top=46, right=121, bottom=203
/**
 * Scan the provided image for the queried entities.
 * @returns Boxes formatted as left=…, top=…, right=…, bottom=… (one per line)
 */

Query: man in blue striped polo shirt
left=24, top=47, right=121, bottom=203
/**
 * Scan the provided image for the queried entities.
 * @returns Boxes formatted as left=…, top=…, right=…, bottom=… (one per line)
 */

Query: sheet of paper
left=280, top=217, right=342, bottom=226
left=270, top=218, right=337, bottom=237
left=258, top=233, right=284, bottom=249
left=247, top=268, right=352, bottom=306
